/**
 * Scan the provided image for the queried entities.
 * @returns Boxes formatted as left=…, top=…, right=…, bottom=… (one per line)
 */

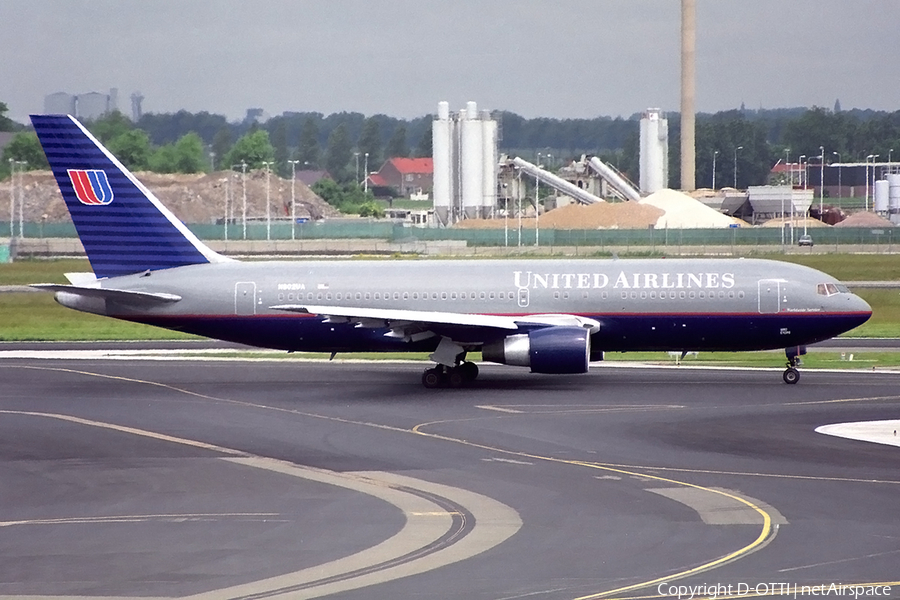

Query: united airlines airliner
left=30, top=115, right=871, bottom=387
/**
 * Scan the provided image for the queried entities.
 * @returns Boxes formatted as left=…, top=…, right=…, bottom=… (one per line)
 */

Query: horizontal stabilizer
left=31, top=284, right=181, bottom=305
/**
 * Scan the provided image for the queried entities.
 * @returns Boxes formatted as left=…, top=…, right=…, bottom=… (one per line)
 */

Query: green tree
left=386, top=124, right=409, bottom=158
left=0, top=101, right=18, bottom=132
left=148, top=144, right=179, bottom=173
left=211, top=126, right=233, bottom=171
left=1, top=132, right=50, bottom=171
left=87, top=111, right=133, bottom=142
left=106, top=129, right=152, bottom=171
left=357, top=116, right=382, bottom=168
left=226, top=130, right=275, bottom=170
left=414, top=125, right=432, bottom=158
left=325, top=123, right=353, bottom=182
left=311, top=178, right=376, bottom=214
left=297, top=117, right=320, bottom=168
left=173, top=132, right=207, bottom=173
left=271, top=119, right=289, bottom=176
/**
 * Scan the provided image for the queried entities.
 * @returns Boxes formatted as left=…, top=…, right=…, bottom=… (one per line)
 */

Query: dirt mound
left=0, top=169, right=340, bottom=224
left=454, top=201, right=664, bottom=230
left=833, top=211, right=894, bottom=228
left=760, top=217, right=831, bottom=228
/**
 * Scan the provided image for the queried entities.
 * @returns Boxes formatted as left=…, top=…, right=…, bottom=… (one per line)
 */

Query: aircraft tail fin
left=30, top=114, right=230, bottom=278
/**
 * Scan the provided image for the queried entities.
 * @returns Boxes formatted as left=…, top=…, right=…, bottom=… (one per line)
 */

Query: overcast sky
left=3, top=0, right=899, bottom=124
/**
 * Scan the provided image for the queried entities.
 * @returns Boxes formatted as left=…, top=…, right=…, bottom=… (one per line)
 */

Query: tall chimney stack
left=680, top=0, right=696, bottom=191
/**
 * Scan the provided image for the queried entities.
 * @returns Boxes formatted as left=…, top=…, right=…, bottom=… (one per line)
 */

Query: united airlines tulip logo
left=67, top=169, right=114, bottom=205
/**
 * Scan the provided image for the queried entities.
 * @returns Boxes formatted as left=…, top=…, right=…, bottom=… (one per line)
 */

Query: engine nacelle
left=482, top=326, right=590, bottom=374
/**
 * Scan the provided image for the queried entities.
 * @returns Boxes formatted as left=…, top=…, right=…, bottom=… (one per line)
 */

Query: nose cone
left=847, top=292, right=872, bottom=327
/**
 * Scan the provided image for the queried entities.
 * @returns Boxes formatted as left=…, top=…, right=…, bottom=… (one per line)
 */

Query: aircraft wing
left=31, top=284, right=182, bottom=306
left=270, top=304, right=599, bottom=342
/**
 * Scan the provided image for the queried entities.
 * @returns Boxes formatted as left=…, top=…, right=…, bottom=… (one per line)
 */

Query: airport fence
left=3, top=221, right=900, bottom=253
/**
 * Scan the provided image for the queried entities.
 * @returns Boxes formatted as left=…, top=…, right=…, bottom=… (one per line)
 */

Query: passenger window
left=364, top=292, right=370, bottom=300
left=403, top=292, right=409, bottom=300
left=317, top=293, right=323, bottom=300
left=374, top=292, right=380, bottom=300
left=554, top=291, right=560, bottom=300
left=279, top=293, right=285, bottom=301
left=393, top=292, right=399, bottom=300
left=308, top=293, right=313, bottom=300
left=355, top=292, right=361, bottom=300
left=689, top=292, right=695, bottom=299
left=326, top=293, right=332, bottom=300
left=480, top=292, right=485, bottom=300
left=679, top=291, right=685, bottom=299
left=601, top=291, right=608, bottom=300
left=451, top=292, right=457, bottom=300
left=728, top=291, right=735, bottom=299
left=336, top=293, right=341, bottom=300
left=489, top=292, right=495, bottom=300
left=441, top=292, right=447, bottom=300
left=640, top=292, right=647, bottom=299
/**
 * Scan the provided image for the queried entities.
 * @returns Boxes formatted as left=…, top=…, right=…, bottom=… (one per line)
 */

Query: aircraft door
left=517, top=287, right=530, bottom=308
left=235, top=282, right=257, bottom=315
left=758, top=279, right=780, bottom=314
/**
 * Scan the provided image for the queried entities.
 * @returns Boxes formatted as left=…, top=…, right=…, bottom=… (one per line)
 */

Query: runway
left=1, top=358, right=900, bottom=599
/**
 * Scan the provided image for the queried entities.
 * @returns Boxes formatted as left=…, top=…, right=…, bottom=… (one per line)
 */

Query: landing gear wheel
left=422, top=368, right=443, bottom=389
left=447, top=368, right=465, bottom=388
left=459, top=361, right=479, bottom=381
left=783, top=367, right=800, bottom=385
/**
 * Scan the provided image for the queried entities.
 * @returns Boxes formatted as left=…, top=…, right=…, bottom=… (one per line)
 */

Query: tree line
left=2, top=100, right=899, bottom=191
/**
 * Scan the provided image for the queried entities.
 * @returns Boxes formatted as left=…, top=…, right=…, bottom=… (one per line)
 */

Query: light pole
left=363, top=152, right=369, bottom=193
left=711, top=150, right=719, bottom=190
left=261, top=161, right=273, bottom=240
left=865, top=155, right=875, bottom=211
left=784, top=149, right=790, bottom=186
left=832, top=151, right=842, bottom=200
left=733, top=146, right=743, bottom=188
left=8, top=158, right=14, bottom=238
left=288, top=159, right=300, bottom=241
left=239, top=162, right=248, bottom=240
left=798, top=156, right=807, bottom=189
left=818, top=146, right=825, bottom=217
left=15, top=160, right=26, bottom=238
left=354, top=152, right=360, bottom=184
left=535, top=153, right=542, bottom=247
left=220, top=178, right=229, bottom=241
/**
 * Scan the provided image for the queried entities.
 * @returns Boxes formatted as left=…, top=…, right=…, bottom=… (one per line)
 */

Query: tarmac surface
left=2, top=358, right=900, bottom=599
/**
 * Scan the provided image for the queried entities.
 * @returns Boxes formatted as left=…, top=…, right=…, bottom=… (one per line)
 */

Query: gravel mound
left=834, top=211, right=895, bottom=228
left=0, top=169, right=339, bottom=224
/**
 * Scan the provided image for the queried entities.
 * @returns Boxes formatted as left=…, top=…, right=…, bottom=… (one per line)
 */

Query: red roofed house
left=367, top=157, right=433, bottom=199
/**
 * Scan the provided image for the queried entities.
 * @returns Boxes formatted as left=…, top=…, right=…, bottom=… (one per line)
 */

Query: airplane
left=29, top=114, right=871, bottom=388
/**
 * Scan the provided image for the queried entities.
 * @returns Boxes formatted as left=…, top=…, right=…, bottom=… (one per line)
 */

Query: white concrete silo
left=874, top=179, right=890, bottom=214
left=432, top=101, right=453, bottom=226
left=480, top=110, right=498, bottom=218
left=640, top=108, right=668, bottom=194
left=461, top=101, right=484, bottom=220
left=888, top=174, right=900, bottom=214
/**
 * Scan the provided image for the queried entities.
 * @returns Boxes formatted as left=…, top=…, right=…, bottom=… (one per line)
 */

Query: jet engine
left=482, top=326, right=590, bottom=374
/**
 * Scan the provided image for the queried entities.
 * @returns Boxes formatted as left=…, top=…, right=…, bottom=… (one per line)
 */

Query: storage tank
left=889, top=174, right=900, bottom=214
left=480, top=110, right=498, bottom=218
left=431, top=101, right=452, bottom=226
left=461, top=101, right=483, bottom=220
left=640, top=108, right=668, bottom=193
left=874, top=179, right=890, bottom=214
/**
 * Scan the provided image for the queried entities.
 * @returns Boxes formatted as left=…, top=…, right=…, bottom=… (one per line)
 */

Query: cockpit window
left=817, top=282, right=846, bottom=296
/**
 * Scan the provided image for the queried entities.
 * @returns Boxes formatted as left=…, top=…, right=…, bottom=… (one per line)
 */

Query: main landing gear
left=422, top=361, right=479, bottom=389
left=783, top=346, right=806, bottom=385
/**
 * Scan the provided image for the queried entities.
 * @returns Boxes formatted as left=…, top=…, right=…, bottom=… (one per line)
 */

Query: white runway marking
left=816, top=420, right=900, bottom=449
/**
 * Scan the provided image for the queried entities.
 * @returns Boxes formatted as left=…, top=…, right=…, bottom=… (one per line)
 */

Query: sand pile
left=834, top=211, right=894, bottom=228
left=453, top=201, right=664, bottom=230
left=760, top=217, right=831, bottom=228
left=640, top=189, right=743, bottom=229
left=0, top=169, right=339, bottom=224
